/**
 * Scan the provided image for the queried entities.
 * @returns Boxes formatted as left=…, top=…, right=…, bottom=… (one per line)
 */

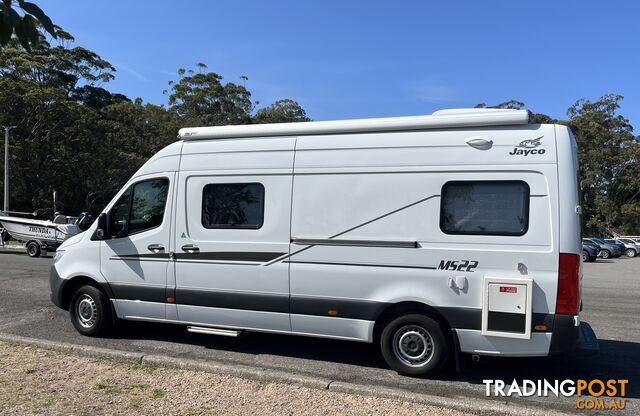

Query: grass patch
left=151, top=388, right=165, bottom=399
left=94, top=379, right=123, bottom=395
left=30, top=394, right=58, bottom=410
left=129, top=395, right=143, bottom=408
left=129, top=362, right=157, bottom=374
left=131, top=383, right=149, bottom=390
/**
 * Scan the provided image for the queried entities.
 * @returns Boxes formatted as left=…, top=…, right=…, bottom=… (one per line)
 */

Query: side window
left=129, top=179, right=169, bottom=234
left=202, top=183, right=265, bottom=229
left=440, top=181, right=529, bottom=236
left=111, top=188, right=131, bottom=238
left=109, top=178, right=169, bottom=237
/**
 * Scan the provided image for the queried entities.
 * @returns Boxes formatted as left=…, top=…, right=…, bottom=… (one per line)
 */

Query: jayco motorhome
left=50, top=108, right=598, bottom=376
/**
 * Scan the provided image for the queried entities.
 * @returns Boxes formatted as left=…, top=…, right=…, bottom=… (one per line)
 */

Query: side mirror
left=93, top=213, right=108, bottom=240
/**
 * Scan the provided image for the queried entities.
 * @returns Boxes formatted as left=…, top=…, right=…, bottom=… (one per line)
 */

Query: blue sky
left=45, top=0, right=640, bottom=128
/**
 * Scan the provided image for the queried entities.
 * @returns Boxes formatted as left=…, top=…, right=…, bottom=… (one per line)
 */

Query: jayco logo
left=509, top=136, right=545, bottom=156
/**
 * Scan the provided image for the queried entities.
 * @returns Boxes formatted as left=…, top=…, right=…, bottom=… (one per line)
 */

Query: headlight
left=53, top=250, right=65, bottom=263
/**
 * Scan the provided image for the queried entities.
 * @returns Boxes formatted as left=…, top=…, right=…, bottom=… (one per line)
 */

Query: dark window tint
left=128, top=179, right=169, bottom=234
left=202, top=183, right=265, bottom=229
left=110, top=188, right=131, bottom=238
left=109, top=178, right=169, bottom=237
left=440, top=181, right=529, bottom=236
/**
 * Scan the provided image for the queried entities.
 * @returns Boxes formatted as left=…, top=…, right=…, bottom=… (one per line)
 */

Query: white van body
left=51, top=108, right=596, bottom=374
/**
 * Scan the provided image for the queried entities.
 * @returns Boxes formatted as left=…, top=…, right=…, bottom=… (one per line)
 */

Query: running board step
left=187, top=326, right=242, bottom=337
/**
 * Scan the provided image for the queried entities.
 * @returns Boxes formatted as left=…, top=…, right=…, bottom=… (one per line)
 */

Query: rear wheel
left=69, top=285, right=113, bottom=336
left=581, top=250, right=589, bottom=262
left=600, top=249, right=611, bottom=259
left=26, top=241, right=41, bottom=257
left=625, top=248, right=636, bottom=258
left=380, top=314, right=449, bottom=377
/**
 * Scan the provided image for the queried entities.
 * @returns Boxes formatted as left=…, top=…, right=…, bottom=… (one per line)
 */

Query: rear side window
left=440, top=181, right=530, bottom=236
left=202, top=183, right=265, bottom=229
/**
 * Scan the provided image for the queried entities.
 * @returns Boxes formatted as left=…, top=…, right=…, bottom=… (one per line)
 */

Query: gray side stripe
left=291, top=238, right=418, bottom=248
left=285, top=260, right=437, bottom=270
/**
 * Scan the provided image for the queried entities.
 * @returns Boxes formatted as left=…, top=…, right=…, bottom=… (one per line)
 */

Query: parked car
left=583, top=238, right=622, bottom=259
left=598, top=239, right=626, bottom=257
left=607, top=239, right=640, bottom=257
left=581, top=242, right=599, bottom=262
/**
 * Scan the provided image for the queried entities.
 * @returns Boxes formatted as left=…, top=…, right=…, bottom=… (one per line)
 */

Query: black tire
left=26, top=241, right=41, bottom=257
left=69, top=285, right=113, bottom=336
left=380, top=314, right=449, bottom=377
left=600, top=249, right=611, bottom=259
left=625, top=248, right=636, bottom=258
left=581, top=250, right=589, bottom=262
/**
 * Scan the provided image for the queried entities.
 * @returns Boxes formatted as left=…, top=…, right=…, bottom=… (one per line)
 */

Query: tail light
left=556, top=253, right=580, bottom=315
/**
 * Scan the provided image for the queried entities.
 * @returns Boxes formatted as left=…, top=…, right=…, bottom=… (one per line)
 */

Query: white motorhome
left=50, top=108, right=598, bottom=376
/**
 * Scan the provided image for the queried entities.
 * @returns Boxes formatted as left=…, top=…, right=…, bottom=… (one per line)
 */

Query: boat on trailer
left=0, top=215, right=80, bottom=257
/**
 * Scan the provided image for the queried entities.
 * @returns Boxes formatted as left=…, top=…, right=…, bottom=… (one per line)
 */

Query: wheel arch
left=372, top=301, right=454, bottom=344
left=60, top=275, right=113, bottom=310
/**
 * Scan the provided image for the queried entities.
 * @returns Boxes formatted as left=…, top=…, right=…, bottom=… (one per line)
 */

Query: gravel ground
left=0, top=342, right=468, bottom=416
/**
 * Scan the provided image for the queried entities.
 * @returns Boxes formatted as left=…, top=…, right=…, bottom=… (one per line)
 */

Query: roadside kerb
left=0, top=332, right=570, bottom=416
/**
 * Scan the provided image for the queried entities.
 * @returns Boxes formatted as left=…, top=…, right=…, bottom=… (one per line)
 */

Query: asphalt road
left=0, top=251, right=638, bottom=414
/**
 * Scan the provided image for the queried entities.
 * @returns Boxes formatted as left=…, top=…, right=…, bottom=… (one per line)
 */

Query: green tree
left=0, top=31, right=161, bottom=217
left=0, top=44, right=311, bottom=218
left=254, top=99, right=310, bottom=124
left=567, top=94, right=639, bottom=235
left=166, top=64, right=253, bottom=126
left=0, top=0, right=56, bottom=49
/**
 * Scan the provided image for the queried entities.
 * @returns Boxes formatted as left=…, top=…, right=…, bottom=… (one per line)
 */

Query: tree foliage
left=166, top=64, right=253, bottom=126
left=567, top=94, right=640, bottom=234
left=0, top=34, right=310, bottom=218
left=254, top=99, right=310, bottom=124
left=0, top=0, right=56, bottom=50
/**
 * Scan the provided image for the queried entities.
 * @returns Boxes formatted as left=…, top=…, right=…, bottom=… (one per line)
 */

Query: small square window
left=201, top=183, right=265, bottom=229
left=440, top=181, right=529, bottom=236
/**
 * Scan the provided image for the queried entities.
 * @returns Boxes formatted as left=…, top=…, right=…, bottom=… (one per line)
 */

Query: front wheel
left=380, top=314, right=449, bottom=377
left=26, top=241, right=41, bottom=257
left=69, top=285, right=113, bottom=336
left=581, top=250, right=589, bottom=262
left=625, top=248, right=636, bottom=258
left=600, top=249, right=611, bottom=259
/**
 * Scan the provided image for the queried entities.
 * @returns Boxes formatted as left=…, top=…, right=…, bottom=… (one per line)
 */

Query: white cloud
left=112, top=62, right=148, bottom=82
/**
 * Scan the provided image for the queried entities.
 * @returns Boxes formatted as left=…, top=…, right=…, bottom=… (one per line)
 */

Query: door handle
left=181, top=244, right=200, bottom=253
left=147, top=244, right=165, bottom=253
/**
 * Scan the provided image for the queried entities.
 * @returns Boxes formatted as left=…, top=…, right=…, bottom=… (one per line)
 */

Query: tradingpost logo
left=483, top=378, right=629, bottom=410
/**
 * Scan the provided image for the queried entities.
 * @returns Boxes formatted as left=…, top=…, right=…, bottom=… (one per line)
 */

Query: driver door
left=100, top=173, right=175, bottom=320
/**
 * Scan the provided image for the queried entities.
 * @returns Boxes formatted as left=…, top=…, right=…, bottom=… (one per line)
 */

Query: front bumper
left=49, top=265, right=66, bottom=309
